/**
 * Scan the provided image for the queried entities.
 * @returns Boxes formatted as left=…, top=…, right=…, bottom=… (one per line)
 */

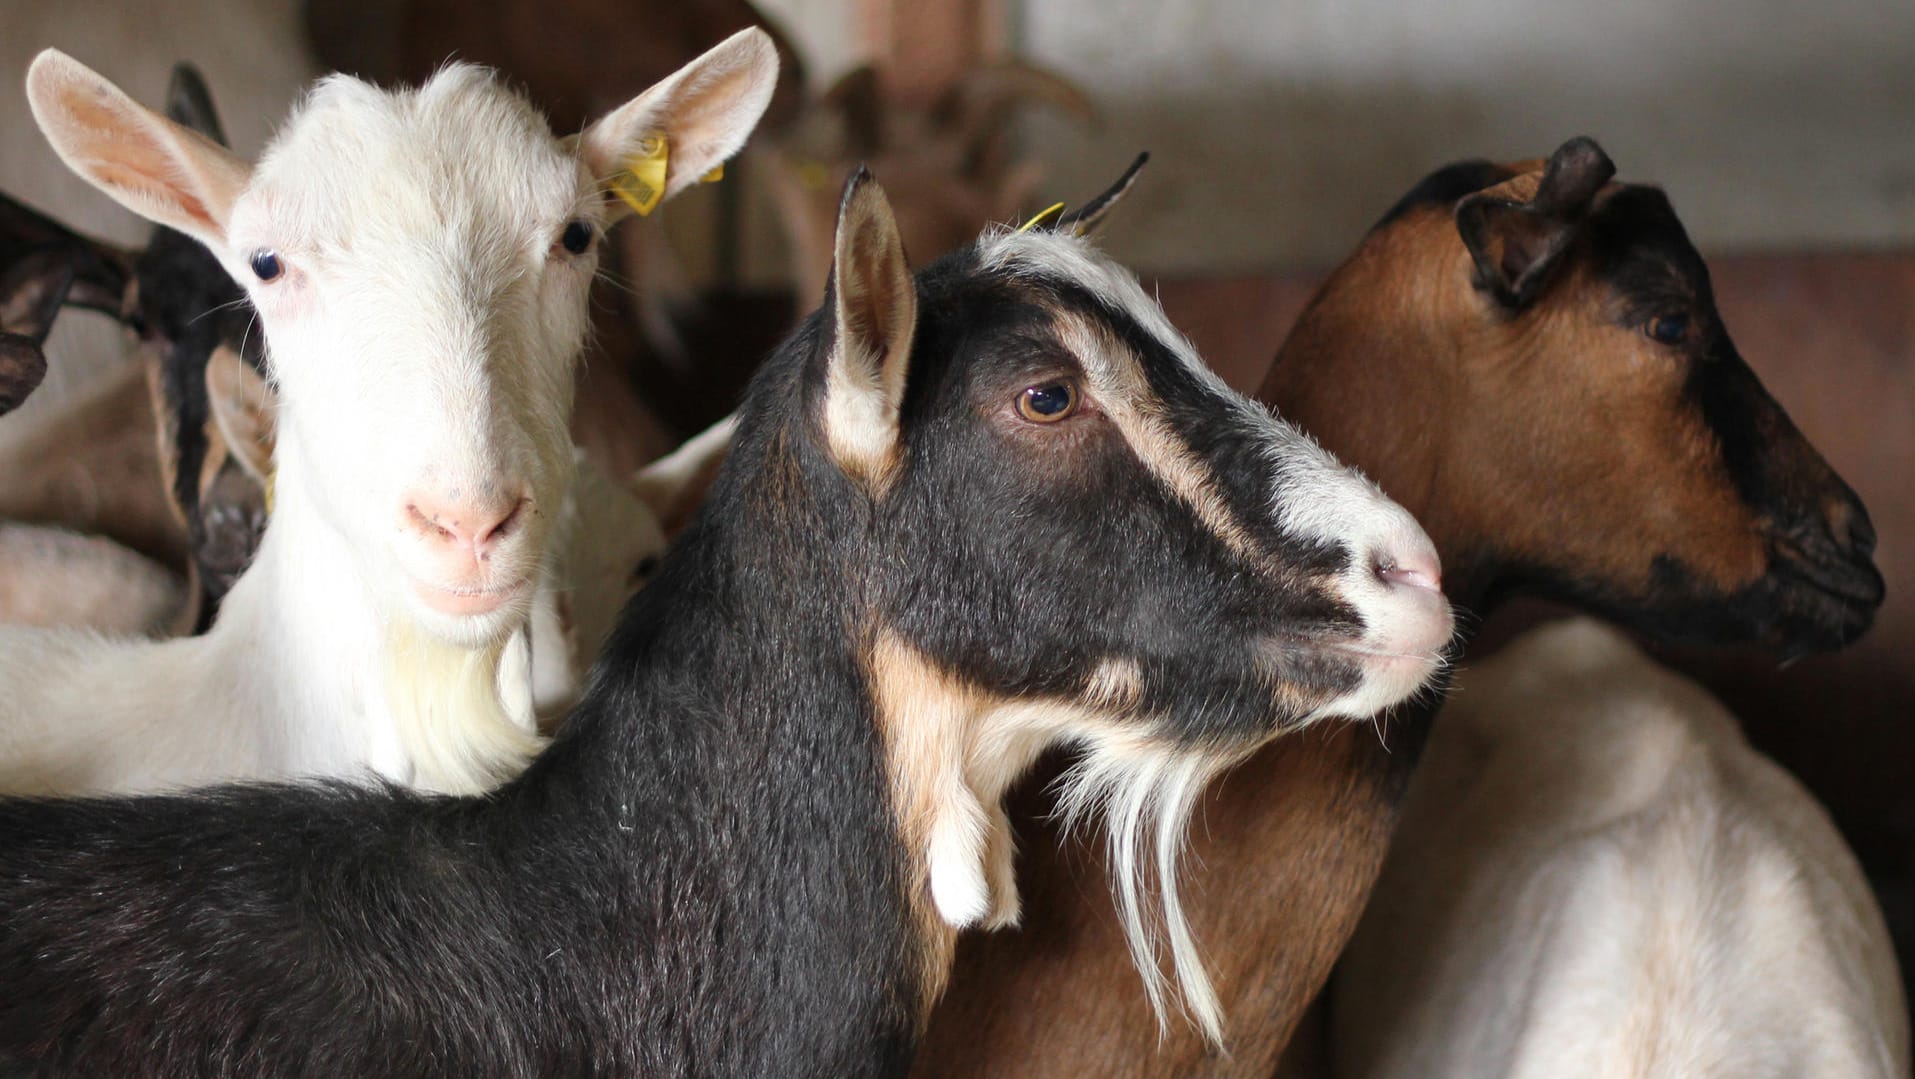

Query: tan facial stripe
left=1055, top=317, right=1265, bottom=567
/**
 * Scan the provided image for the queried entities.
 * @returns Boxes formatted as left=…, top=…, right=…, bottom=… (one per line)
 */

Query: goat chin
left=383, top=616, right=546, bottom=795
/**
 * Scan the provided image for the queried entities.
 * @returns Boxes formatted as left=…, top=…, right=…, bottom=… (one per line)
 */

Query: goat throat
left=869, top=630, right=1241, bottom=1044
left=382, top=618, right=546, bottom=794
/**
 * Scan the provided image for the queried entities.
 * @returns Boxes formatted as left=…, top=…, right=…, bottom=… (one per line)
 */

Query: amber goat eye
left=1015, top=381, right=1078, bottom=423
left=1646, top=313, right=1690, bottom=345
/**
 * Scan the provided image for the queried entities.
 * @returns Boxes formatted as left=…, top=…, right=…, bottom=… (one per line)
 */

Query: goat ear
left=578, top=27, right=780, bottom=222
left=165, top=62, right=230, bottom=148
left=0, top=192, right=134, bottom=318
left=1054, top=152, right=1149, bottom=238
left=0, top=251, right=72, bottom=414
left=26, top=50, right=251, bottom=252
left=631, top=414, right=736, bottom=539
left=205, top=345, right=277, bottom=487
left=1454, top=135, right=1615, bottom=308
left=821, top=169, right=916, bottom=488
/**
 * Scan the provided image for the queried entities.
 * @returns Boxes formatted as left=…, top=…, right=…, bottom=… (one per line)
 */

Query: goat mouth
left=1771, top=550, right=1886, bottom=611
left=412, top=578, right=530, bottom=618
left=1759, top=556, right=1883, bottom=653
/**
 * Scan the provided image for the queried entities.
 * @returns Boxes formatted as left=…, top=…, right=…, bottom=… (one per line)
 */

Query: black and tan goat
left=919, top=137, right=1887, bottom=1075
left=0, top=169, right=1449, bottom=1075
left=0, top=239, right=67, bottom=414
left=0, top=64, right=265, bottom=629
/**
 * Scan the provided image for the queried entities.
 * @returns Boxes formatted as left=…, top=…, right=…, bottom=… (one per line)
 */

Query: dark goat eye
left=1646, top=313, right=1690, bottom=345
left=1015, top=381, right=1078, bottom=423
left=249, top=250, right=282, bottom=282
left=560, top=220, right=595, bottom=255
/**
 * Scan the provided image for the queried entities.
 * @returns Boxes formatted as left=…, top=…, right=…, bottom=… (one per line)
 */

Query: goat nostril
left=480, top=497, right=528, bottom=547
left=405, top=504, right=455, bottom=544
left=1375, top=549, right=1442, bottom=594
left=404, top=491, right=529, bottom=553
left=1842, top=505, right=1878, bottom=559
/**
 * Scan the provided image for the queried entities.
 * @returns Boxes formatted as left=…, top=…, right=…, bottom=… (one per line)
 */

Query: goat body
left=918, top=138, right=1886, bottom=1074
left=0, top=37, right=778, bottom=794
left=0, top=168, right=1452, bottom=1075
left=1333, top=617, right=1909, bottom=1079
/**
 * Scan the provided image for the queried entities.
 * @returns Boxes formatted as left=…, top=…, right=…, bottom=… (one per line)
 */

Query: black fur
left=0, top=213, right=1376, bottom=1074
left=154, top=62, right=271, bottom=622
left=1371, top=159, right=1513, bottom=231
left=0, top=250, right=71, bottom=413
left=873, top=249, right=1367, bottom=748
left=1579, top=184, right=1880, bottom=651
left=133, top=225, right=267, bottom=619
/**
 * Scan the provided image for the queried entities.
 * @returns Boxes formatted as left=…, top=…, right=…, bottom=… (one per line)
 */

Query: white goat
left=0, top=31, right=777, bottom=795
left=1333, top=617, right=1909, bottom=1079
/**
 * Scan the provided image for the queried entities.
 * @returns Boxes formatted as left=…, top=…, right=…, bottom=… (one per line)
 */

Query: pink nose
left=403, top=489, right=528, bottom=564
left=1375, top=541, right=1443, bottom=595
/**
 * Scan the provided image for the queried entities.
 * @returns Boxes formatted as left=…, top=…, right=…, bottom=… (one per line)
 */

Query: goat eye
left=559, top=220, right=595, bottom=255
left=1015, top=381, right=1078, bottom=423
left=249, top=250, right=282, bottom=282
left=1646, top=313, right=1689, bottom=345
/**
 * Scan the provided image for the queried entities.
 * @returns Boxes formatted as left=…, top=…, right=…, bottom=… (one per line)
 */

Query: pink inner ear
left=93, top=162, right=218, bottom=235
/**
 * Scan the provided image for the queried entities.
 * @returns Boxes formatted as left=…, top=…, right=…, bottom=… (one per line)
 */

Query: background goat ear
left=165, top=62, right=230, bottom=148
left=578, top=27, right=781, bottom=222
left=0, top=193, right=134, bottom=318
left=821, top=169, right=916, bottom=485
left=205, top=344, right=277, bottom=487
left=0, top=251, right=73, bottom=414
left=932, top=61, right=1097, bottom=180
left=1454, top=135, right=1615, bottom=308
left=27, top=50, right=252, bottom=252
left=1054, top=151, right=1149, bottom=238
left=631, top=415, right=736, bottom=539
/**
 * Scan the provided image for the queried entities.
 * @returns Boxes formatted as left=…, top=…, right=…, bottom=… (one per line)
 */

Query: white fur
left=1054, top=733, right=1244, bottom=1047
left=1333, top=617, right=1909, bottom=1079
left=0, top=36, right=774, bottom=794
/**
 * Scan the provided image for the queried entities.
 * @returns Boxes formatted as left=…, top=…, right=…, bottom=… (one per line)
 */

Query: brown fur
left=1273, top=202, right=1767, bottom=599
left=915, top=154, right=1873, bottom=1075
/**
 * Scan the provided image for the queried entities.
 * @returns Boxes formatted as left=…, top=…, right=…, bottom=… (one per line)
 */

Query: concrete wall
left=759, top=0, right=1915, bottom=273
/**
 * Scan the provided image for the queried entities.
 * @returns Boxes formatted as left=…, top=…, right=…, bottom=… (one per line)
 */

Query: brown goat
left=914, top=138, right=1882, bottom=1076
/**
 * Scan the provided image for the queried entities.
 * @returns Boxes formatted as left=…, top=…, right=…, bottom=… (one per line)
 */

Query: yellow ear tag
left=263, top=466, right=276, bottom=516
left=1015, top=202, right=1067, bottom=234
left=611, top=134, right=671, bottom=217
left=701, top=163, right=724, bottom=184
